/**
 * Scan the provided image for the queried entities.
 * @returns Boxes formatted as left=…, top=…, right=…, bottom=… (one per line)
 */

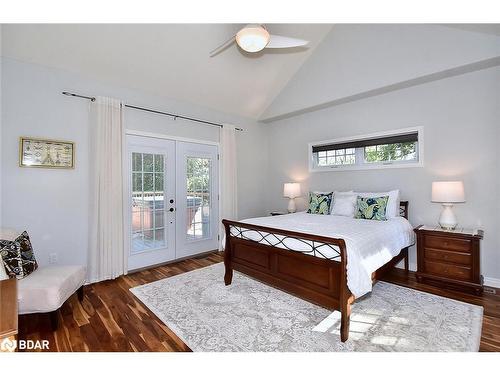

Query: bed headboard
left=399, top=201, right=409, bottom=219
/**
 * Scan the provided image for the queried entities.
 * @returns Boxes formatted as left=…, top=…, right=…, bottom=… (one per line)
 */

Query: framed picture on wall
left=19, top=137, right=75, bottom=169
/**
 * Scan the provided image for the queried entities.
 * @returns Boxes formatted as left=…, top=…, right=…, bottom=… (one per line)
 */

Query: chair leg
left=49, top=310, right=59, bottom=331
left=77, top=285, right=84, bottom=302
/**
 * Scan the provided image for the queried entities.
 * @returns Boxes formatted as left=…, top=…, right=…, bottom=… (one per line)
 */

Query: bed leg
left=340, top=296, right=352, bottom=342
left=339, top=240, right=351, bottom=342
left=404, top=247, right=409, bottom=272
left=223, top=222, right=233, bottom=286
left=224, top=264, right=233, bottom=285
left=49, top=310, right=59, bottom=331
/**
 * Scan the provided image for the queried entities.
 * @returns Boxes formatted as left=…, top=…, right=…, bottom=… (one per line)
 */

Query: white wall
left=265, top=66, right=500, bottom=283
left=1, top=57, right=268, bottom=267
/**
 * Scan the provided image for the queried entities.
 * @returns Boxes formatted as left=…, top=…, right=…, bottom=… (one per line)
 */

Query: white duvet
left=230, top=212, right=415, bottom=298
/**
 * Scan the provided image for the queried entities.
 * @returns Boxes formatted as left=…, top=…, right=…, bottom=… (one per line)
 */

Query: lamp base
left=438, top=203, right=458, bottom=230
left=287, top=198, right=296, bottom=213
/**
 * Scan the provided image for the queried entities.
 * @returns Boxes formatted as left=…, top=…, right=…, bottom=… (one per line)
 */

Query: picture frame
left=19, top=137, right=75, bottom=169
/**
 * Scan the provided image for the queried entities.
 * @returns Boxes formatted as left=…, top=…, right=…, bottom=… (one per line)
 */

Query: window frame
left=308, top=126, right=424, bottom=173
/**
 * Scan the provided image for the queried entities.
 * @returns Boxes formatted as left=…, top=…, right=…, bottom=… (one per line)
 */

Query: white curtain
left=87, top=96, right=126, bottom=282
left=219, top=124, right=238, bottom=250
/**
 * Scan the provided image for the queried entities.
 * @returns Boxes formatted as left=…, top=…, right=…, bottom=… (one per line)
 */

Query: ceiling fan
left=209, top=24, right=309, bottom=57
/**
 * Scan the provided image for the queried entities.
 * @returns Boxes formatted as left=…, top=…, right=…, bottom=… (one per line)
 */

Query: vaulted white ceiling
left=2, top=24, right=500, bottom=122
left=0, top=24, right=332, bottom=119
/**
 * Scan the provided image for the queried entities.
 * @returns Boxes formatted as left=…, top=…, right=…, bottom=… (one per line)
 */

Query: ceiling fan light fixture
left=236, top=26, right=270, bottom=53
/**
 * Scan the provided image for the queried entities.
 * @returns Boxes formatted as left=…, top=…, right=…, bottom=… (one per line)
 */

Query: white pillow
left=0, top=228, right=20, bottom=241
left=356, top=190, right=400, bottom=218
left=331, top=191, right=357, bottom=217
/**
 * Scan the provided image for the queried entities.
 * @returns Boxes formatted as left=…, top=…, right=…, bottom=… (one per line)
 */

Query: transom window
left=364, top=142, right=417, bottom=163
left=309, top=127, right=423, bottom=172
left=317, top=148, right=356, bottom=166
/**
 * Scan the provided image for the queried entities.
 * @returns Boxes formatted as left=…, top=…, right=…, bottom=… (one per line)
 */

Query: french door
left=175, top=141, right=219, bottom=258
left=126, top=136, right=176, bottom=270
left=125, top=135, right=219, bottom=271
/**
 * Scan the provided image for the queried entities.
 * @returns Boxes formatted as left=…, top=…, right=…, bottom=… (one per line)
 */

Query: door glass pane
left=154, top=210, right=164, bottom=228
left=131, top=152, right=166, bottom=253
left=132, top=153, right=142, bottom=172
left=186, top=157, right=211, bottom=241
left=143, top=154, right=154, bottom=172
left=154, top=154, right=164, bottom=172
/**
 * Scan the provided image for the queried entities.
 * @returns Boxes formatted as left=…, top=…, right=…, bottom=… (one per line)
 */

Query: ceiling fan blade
left=266, top=35, right=309, bottom=49
left=209, top=35, right=236, bottom=57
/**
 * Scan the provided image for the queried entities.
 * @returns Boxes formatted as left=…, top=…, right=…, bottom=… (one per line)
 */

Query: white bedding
left=230, top=212, right=415, bottom=298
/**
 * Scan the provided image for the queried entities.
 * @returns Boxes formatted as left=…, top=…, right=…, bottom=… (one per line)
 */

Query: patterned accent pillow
left=355, top=196, right=389, bottom=221
left=0, top=231, right=38, bottom=279
left=0, top=259, right=8, bottom=280
left=307, top=192, right=333, bottom=215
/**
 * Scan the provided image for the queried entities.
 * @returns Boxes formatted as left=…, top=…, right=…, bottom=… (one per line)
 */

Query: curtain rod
left=62, top=91, right=244, bottom=131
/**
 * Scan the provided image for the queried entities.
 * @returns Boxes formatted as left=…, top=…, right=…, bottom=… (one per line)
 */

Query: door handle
left=169, top=207, right=175, bottom=212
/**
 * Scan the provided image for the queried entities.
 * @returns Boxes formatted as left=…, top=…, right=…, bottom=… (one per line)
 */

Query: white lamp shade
left=283, top=183, right=301, bottom=198
left=236, top=26, right=270, bottom=53
left=431, top=181, right=465, bottom=203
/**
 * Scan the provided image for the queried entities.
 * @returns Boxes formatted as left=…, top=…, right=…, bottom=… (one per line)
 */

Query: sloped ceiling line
left=259, top=24, right=500, bottom=122
left=261, top=56, right=500, bottom=123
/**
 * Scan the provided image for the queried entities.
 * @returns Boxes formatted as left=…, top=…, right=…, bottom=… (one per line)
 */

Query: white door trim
left=125, top=129, right=220, bottom=147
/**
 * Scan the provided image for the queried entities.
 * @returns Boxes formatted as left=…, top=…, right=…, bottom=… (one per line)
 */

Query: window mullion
left=355, top=147, right=364, bottom=166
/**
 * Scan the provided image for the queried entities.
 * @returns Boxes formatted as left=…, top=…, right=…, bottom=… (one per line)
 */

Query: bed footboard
left=222, top=219, right=352, bottom=342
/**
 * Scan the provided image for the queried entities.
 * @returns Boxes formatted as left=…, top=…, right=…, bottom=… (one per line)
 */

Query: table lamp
left=431, top=181, right=465, bottom=230
left=283, top=183, right=301, bottom=213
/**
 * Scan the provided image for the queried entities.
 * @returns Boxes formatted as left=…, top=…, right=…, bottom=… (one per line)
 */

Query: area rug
left=130, top=263, right=483, bottom=352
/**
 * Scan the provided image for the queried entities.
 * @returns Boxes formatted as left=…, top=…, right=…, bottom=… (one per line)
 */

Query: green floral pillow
left=355, top=196, right=389, bottom=221
left=307, top=192, right=333, bottom=215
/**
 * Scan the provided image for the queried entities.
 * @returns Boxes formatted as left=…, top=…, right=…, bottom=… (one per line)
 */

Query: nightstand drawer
left=424, top=248, right=471, bottom=266
left=424, top=236, right=471, bottom=253
left=424, top=260, right=472, bottom=280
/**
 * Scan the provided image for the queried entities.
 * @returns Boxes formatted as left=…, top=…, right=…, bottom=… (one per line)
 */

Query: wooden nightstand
left=0, top=278, right=18, bottom=351
left=414, top=225, right=483, bottom=295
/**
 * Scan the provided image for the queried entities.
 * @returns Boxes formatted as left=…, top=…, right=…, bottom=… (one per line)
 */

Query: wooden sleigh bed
left=222, top=201, right=409, bottom=342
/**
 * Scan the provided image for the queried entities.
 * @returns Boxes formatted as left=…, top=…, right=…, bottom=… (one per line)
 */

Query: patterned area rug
left=130, top=263, right=483, bottom=352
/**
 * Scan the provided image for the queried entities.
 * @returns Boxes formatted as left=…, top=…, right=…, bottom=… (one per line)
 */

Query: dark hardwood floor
left=18, top=252, right=500, bottom=352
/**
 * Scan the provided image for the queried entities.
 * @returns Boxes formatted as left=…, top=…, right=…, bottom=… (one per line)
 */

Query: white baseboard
left=483, top=277, right=500, bottom=288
